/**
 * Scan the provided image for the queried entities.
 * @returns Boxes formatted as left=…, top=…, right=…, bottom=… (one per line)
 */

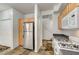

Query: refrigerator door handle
left=23, top=34, right=24, bottom=38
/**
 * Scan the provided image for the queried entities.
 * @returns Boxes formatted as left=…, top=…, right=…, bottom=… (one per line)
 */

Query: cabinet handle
left=71, top=14, right=75, bottom=17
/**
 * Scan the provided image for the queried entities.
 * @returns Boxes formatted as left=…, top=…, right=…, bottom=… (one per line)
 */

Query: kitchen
left=0, top=0, right=79, bottom=59
left=0, top=3, right=79, bottom=55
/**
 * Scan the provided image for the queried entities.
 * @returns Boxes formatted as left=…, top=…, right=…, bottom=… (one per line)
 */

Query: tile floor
left=0, top=45, right=10, bottom=53
left=5, top=40, right=54, bottom=55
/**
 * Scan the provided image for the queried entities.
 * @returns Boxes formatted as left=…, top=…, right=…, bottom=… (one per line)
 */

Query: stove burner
left=62, top=44, right=66, bottom=46
left=59, top=43, right=79, bottom=50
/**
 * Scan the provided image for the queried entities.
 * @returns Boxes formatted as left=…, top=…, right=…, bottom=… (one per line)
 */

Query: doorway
left=18, top=18, right=35, bottom=50
left=42, top=14, right=53, bottom=40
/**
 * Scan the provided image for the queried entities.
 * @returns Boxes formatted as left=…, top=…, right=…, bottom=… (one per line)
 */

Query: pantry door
left=18, top=18, right=23, bottom=47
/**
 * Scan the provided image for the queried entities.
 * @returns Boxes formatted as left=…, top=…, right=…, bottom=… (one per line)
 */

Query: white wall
left=52, top=13, right=59, bottom=33
left=24, top=13, right=34, bottom=18
left=0, top=8, right=14, bottom=49
left=0, top=8, right=24, bottom=49
left=41, top=10, right=53, bottom=16
left=0, top=9, right=13, bottom=19
left=13, top=9, right=23, bottom=48
left=37, top=5, right=42, bottom=52
left=34, top=4, right=42, bottom=52
left=61, top=29, right=79, bottom=37
left=34, top=4, right=38, bottom=52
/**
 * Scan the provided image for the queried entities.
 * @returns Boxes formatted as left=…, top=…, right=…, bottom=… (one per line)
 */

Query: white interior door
left=42, top=18, right=53, bottom=40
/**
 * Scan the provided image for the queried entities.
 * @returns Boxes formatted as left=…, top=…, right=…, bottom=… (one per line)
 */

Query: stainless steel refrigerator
left=23, top=22, right=34, bottom=50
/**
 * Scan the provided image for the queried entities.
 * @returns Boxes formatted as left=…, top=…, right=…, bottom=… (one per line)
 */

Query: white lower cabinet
left=53, top=39, right=61, bottom=55
left=54, top=46, right=60, bottom=55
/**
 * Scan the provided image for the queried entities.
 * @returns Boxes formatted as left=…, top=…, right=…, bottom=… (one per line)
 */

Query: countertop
left=53, top=34, right=70, bottom=43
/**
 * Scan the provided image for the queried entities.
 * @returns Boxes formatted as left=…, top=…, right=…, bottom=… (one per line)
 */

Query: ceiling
left=6, top=3, right=34, bottom=14
left=38, top=3, right=58, bottom=11
left=0, top=3, right=66, bottom=14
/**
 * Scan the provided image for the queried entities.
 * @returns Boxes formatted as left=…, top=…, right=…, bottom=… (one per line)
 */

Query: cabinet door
left=62, top=16, right=69, bottom=29
left=69, top=15, right=76, bottom=27
left=68, top=8, right=77, bottom=28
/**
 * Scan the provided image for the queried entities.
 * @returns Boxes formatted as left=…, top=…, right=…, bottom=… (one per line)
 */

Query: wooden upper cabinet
left=24, top=18, right=34, bottom=22
left=18, top=18, right=23, bottom=46
left=68, top=3, right=78, bottom=14
left=58, top=3, right=79, bottom=30
left=58, top=15, right=62, bottom=30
